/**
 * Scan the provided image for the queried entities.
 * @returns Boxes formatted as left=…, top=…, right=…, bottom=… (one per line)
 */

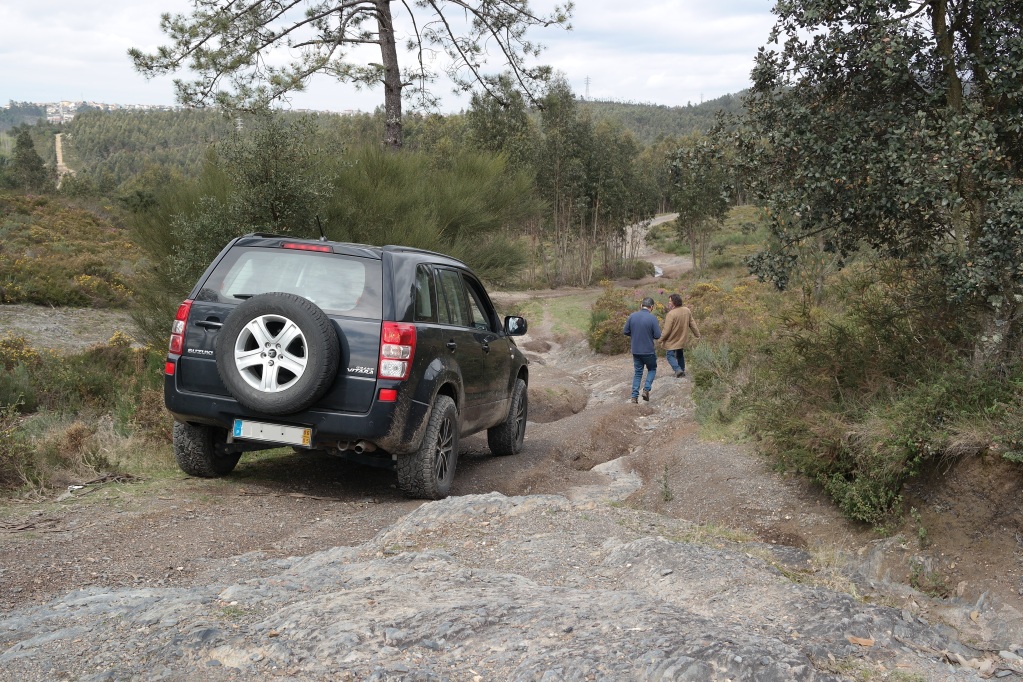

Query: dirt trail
left=2, top=218, right=1022, bottom=644
left=499, top=215, right=1023, bottom=633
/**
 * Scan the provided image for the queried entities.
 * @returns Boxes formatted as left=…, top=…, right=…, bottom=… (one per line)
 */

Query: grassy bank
left=0, top=192, right=140, bottom=306
left=0, top=332, right=172, bottom=492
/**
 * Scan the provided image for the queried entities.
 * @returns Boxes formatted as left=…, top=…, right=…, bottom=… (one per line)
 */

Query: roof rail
left=242, top=232, right=290, bottom=239
left=382, top=244, right=466, bottom=265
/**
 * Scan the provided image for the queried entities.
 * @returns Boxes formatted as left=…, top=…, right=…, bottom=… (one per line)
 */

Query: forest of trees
left=578, top=93, right=745, bottom=145
left=1, top=90, right=732, bottom=289
left=0, top=102, right=45, bottom=133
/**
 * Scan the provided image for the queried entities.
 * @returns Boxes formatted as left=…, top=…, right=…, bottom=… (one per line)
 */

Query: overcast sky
left=0, top=1, right=776, bottom=112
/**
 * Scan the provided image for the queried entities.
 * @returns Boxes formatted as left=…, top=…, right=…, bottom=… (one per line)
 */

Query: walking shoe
left=676, top=370, right=685, bottom=378
left=630, top=397, right=638, bottom=404
left=641, top=389, right=650, bottom=401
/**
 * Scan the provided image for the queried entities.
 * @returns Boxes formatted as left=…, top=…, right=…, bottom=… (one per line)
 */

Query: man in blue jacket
left=623, top=297, right=661, bottom=403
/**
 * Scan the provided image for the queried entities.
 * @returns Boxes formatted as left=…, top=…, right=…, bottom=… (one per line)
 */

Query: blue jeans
left=665, top=348, right=685, bottom=374
left=632, top=353, right=657, bottom=398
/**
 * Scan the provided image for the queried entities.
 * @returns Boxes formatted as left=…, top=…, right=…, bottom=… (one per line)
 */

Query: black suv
left=164, top=234, right=529, bottom=499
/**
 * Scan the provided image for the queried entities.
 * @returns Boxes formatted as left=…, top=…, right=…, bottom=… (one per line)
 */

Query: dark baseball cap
left=641, top=297, right=655, bottom=308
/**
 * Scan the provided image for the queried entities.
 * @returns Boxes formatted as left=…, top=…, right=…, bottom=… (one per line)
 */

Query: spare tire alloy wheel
left=216, top=293, right=339, bottom=415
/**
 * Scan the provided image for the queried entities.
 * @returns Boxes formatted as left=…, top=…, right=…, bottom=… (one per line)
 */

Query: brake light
left=282, top=242, right=331, bottom=252
left=379, top=322, right=416, bottom=379
left=168, top=299, right=193, bottom=356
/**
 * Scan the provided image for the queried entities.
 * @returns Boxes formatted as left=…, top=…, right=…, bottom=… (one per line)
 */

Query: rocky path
left=0, top=491, right=1010, bottom=681
left=3, top=219, right=1023, bottom=679
left=0, top=327, right=1018, bottom=680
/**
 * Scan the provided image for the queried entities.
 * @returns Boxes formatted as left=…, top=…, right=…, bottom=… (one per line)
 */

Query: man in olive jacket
left=660, top=293, right=700, bottom=378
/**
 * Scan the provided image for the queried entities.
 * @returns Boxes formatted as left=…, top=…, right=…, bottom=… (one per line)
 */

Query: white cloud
left=0, top=0, right=776, bottom=111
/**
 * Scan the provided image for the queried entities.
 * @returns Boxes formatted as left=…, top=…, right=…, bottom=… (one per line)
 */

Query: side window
left=414, top=265, right=435, bottom=322
left=463, top=276, right=494, bottom=332
left=437, top=268, right=470, bottom=327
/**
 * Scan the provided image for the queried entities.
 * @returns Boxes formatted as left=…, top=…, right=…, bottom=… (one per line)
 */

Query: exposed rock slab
left=0, top=493, right=1001, bottom=681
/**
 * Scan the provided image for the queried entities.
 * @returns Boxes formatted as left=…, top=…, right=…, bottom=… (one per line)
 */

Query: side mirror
left=504, top=315, right=527, bottom=336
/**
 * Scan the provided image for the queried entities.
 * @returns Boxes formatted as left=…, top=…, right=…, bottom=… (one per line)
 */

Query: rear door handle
left=196, top=320, right=223, bottom=330
left=481, top=343, right=490, bottom=353
left=446, top=340, right=457, bottom=351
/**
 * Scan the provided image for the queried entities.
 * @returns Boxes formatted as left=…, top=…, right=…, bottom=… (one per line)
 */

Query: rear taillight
left=379, top=322, right=416, bottom=379
left=168, top=300, right=193, bottom=356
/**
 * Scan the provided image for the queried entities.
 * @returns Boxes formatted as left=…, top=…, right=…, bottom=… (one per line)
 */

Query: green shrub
left=0, top=334, right=42, bottom=412
left=735, top=260, right=1008, bottom=525
left=0, top=333, right=169, bottom=492
left=0, top=404, right=31, bottom=488
left=0, top=192, right=139, bottom=307
left=4, top=333, right=160, bottom=423
left=129, top=131, right=538, bottom=347
left=645, top=219, right=690, bottom=255
left=587, top=283, right=632, bottom=354
left=0, top=333, right=42, bottom=370
left=624, top=259, right=656, bottom=280
left=0, top=363, right=37, bottom=412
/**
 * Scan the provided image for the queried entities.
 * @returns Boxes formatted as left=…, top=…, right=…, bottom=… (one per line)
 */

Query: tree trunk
left=973, top=290, right=1023, bottom=372
left=376, top=0, right=403, bottom=149
left=930, top=0, right=963, bottom=113
left=689, top=225, right=699, bottom=271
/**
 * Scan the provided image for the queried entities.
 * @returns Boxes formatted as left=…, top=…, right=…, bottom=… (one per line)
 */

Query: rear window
left=195, top=246, right=382, bottom=318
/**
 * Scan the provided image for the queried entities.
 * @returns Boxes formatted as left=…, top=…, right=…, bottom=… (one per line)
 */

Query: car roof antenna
left=316, top=215, right=328, bottom=242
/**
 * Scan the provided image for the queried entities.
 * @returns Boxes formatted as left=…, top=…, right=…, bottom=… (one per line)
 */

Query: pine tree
left=11, top=128, right=49, bottom=192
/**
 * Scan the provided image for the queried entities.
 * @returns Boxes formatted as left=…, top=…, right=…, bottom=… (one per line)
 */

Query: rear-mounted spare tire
left=215, top=292, right=340, bottom=415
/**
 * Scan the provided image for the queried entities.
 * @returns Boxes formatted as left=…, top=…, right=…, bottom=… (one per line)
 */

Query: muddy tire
left=396, top=395, right=459, bottom=499
left=487, top=378, right=527, bottom=456
left=216, top=292, right=339, bottom=415
left=173, top=422, right=241, bottom=477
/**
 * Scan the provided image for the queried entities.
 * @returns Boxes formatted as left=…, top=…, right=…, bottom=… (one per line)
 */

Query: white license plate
left=232, top=419, right=312, bottom=447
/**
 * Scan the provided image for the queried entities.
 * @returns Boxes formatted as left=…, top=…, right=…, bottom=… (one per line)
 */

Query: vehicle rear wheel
left=487, top=378, right=527, bottom=456
left=173, top=422, right=241, bottom=477
left=396, top=395, right=459, bottom=499
left=215, top=292, right=339, bottom=415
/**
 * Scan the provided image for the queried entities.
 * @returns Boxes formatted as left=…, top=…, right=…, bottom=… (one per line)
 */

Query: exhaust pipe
left=353, top=440, right=377, bottom=454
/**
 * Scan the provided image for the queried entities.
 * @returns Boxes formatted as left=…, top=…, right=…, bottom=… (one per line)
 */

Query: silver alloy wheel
left=233, top=313, right=308, bottom=392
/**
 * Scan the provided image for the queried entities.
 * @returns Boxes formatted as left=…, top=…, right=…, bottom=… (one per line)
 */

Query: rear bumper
left=165, top=378, right=432, bottom=455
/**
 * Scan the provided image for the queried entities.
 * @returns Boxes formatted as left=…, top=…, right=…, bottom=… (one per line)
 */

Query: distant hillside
left=577, top=93, right=745, bottom=145
left=0, top=102, right=46, bottom=134
left=0, top=192, right=140, bottom=307
left=62, top=109, right=237, bottom=188
left=39, top=92, right=745, bottom=190
left=60, top=109, right=390, bottom=189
